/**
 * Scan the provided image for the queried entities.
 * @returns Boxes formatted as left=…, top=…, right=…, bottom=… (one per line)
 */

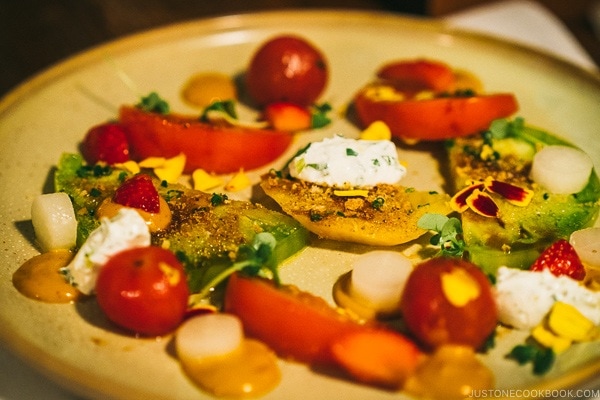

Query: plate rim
left=2, top=8, right=600, bottom=400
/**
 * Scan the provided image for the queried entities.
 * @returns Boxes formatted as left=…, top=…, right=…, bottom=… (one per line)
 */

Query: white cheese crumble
left=289, top=135, right=406, bottom=188
left=62, top=208, right=151, bottom=295
left=495, top=266, right=600, bottom=330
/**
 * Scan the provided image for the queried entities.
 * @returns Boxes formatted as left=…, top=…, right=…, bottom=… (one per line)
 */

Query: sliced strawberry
left=81, top=122, right=130, bottom=165
left=263, top=102, right=312, bottom=131
left=530, top=239, right=586, bottom=280
left=113, top=174, right=160, bottom=213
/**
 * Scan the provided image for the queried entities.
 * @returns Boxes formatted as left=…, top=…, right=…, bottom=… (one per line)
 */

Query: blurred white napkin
left=444, top=0, right=597, bottom=70
left=0, top=2, right=596, bottom=400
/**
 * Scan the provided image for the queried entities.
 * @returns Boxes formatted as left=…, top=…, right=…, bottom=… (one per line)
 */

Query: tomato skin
left=95, top=246, right=190, bottom=336
left=377, top=59, right=456, bottom=92
left=354, top=88, right=518, bottom=141
left=224, top=273, right=362, bottom=364
left=119, top=106, right=293, bottom=174
left=245, top=35, right=328, bottom=107
left=400, top=257, right=497, bottom=350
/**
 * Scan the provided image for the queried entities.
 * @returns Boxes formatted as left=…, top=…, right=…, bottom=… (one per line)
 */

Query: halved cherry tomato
left=119, top=106, right=293, bottom=174
left=224, top=272, right=422, bottom=387
left=353, top=59, right=518, bottom=141
left=354, top=86, right=518, bottom=141
left=376, top=59, right=456, bottom=92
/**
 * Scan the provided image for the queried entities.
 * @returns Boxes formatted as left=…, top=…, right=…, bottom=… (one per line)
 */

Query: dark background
left=1, top=0, right=599, bottom=98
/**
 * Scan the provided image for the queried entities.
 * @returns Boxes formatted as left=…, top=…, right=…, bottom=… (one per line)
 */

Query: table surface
left=1, top=0, right=600, bottom=99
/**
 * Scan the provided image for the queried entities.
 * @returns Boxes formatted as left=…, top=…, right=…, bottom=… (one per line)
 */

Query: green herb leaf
left=418, top=213, right=467, bottom=257
left=137, top=92, right=170, bottom=114
left=346, top=148, right=359, bottom=156
left=507, top=344, right=555, bottom=375
left=311, top=102, right=332, bottom=129
left=200, top=100, right=237, bottom=122
left=193, top=232, right=279, bottom=300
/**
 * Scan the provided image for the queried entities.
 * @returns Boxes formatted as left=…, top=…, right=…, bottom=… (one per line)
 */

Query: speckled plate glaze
left=1, top=9, right=600, bottom=400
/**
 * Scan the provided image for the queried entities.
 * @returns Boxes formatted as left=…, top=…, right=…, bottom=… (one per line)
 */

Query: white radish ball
left=570, top=228, right=600, bottom=268
left=176, top=313, right=243, bottom=363
left=349, top=250, right=413, bottom=314
left=530, top=145, right=593, bottom=194
left=31, top=192, right=77, bottom=252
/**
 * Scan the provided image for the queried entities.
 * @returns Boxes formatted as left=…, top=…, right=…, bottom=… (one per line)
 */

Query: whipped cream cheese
left=289, top=135, right=406, bottom=188
left=62, top=208, right=151, bottom=295
left=495, top=266, right=600, bottom=330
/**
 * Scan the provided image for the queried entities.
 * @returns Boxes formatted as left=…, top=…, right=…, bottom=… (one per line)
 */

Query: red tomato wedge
left=223, top=272, right=423, bottom=385
left=224, top=272, right=362, bottom=364
left=118, top=106, right=294, bottom=174
left=354, top=88, right=518, bottom=141
left=377, top=59, right=456, bottom=92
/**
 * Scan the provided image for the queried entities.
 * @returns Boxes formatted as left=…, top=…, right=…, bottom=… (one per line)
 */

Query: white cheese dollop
left=495, top=266, right=600, bottom=330
left=62, top=208, right=151, bottom=295
left=289, top=135, right=406, bottom=187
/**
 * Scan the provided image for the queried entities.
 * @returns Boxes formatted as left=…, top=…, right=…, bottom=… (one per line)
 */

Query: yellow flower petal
left=224, top=169, right=251, bottom=192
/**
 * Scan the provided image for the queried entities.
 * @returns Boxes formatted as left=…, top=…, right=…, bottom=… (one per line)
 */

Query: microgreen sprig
left=417, top=213, right=467, bottom=257
left=194, top=232, right=280, bottom=300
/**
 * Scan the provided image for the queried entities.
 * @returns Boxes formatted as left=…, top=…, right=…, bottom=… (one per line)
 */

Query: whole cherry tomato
left=245, top=35, right=328, bottom=107
left=95, top=246, right=190, bottom=336
left=400, top=257, right=497, bottom=350
left=81, top=122, right=130, bottom=165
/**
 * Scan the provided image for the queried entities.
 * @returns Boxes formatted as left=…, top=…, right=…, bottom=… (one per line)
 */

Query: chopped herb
left=507, top=344, right=555, bottom=375
left=165, top=189, right=183, bottom=202
left=346, top=148, right=358, bottom=156
left=310, top=211, right=323, bottom=221
left=137, top=92, right=170, bottom=114
left=210, top=193, right=228, bottom=206
left=160, top=180, right=168, bottom=188
left=307, top=163, right=327, bottom=171
left=373, top=159, right=380, bottom=166
left=76, top=164, right=112, bottom=178
left=372, top=197, right=385, bottom=210
left=336, top=211, right=346, bottom=217
left=89, top=188, right=102, bottom=197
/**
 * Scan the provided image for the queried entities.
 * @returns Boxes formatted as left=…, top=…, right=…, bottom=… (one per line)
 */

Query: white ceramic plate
left=1, top=10, right=600, bottom=400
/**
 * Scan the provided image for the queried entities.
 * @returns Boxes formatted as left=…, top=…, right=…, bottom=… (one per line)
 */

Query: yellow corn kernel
left=360, top=121, right=392, bottom=141
left=333, top=189, right=369, bottom=197
left=548, top=302, right=596, bottom=342
left=154, top=153, right=186, bottom=183
left=115, top=160, right=140, bottom=174
left=192, top=169, right=223, bottom=191
left=531, top=324, right=572, bottom=354
left=441, top=268, right=481, bottom=307
left=224, top=169, right=251, bottom=192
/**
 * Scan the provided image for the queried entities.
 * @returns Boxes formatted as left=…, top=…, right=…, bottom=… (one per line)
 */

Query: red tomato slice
left=119, top=106, right=294, bottom=174
left=224, top=272, right=363, bottom=365
left=377, top=59, right=456, bottom=92
left=354, top=88, right=518, bottom=141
